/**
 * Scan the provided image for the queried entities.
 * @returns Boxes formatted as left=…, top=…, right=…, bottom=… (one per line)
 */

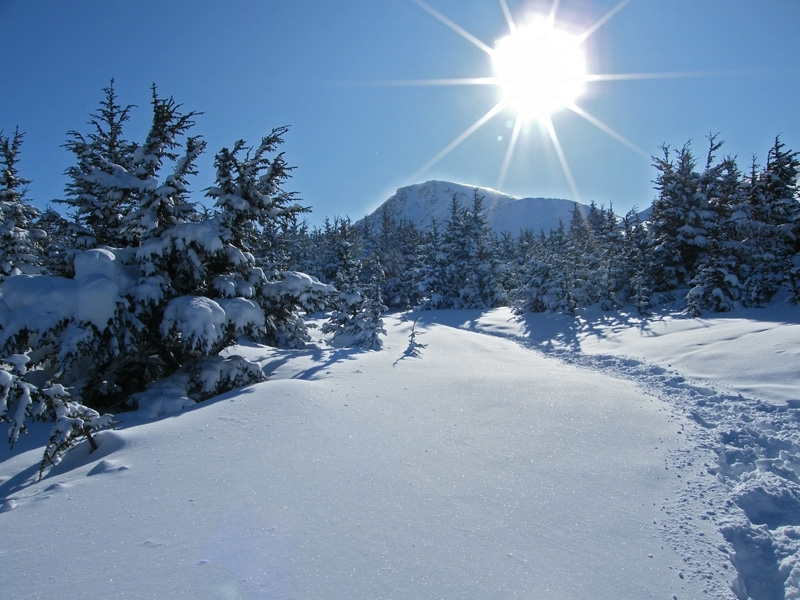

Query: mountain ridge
left=360, top=180, right=589, bottom=236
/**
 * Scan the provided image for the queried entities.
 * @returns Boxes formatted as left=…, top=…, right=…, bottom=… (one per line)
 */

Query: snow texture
left=0, top=304, right=799, bottom=599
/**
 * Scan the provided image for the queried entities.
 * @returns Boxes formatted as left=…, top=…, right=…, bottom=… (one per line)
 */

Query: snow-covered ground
left=1, top=304, right=799, bottom=599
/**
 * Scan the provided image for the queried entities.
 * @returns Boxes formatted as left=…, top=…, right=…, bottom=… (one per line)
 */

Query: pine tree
left=760, top=138, right=800, bottom=301
left=439, top=194, right=468, bottom=308
left=418, top=219, right=448, bottom=309
left=513, top=231, right=553, bottom=313
left=565, top=203, right=604, bottom=308
left=0, top=129, right=45, bottom=280
left=60, top=79, right=137, bottom=247
left=685, top=152, right=745, bottom=314
left=460, top=190, right=506, bottom=309
left=0, top=129, right=47, bottom=282
left=619, top=209, right=654, bottom=315
left=321, top=219, right=386, bottom=349
left=123, top=85, right=205, bottom=243
left=649, top=142, right=708, bottom=292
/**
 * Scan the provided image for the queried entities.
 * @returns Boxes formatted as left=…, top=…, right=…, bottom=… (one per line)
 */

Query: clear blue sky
left=2, top=0, right=798, bottom=226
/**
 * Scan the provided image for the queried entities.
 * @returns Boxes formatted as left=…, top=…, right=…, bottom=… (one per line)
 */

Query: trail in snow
left=449, top=307, right=800, bottom=600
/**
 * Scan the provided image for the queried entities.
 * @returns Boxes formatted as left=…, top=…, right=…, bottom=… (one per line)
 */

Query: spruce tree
left=649, top=142, right=706, bottom=291
left=123, top=85, right=204, bottom=243
left=0, top=128, right=45, bottom=280
left=61, top=79, right=137, bottom=247
left=1, top=86, right=331, bottom=469
left=619, top=209, right=654, bottom=315
left=321, top=218, right=386, bottom=348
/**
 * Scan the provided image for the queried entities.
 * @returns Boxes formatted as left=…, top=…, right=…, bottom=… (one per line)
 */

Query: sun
left=492, top=19, right=587, bottom=122
left=401, top=0, right=662, bottom=197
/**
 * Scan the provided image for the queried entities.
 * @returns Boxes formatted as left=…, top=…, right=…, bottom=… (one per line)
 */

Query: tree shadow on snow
left=261, top=346, right=361, bottom=381
left=410, top=307, right=661, bottom=354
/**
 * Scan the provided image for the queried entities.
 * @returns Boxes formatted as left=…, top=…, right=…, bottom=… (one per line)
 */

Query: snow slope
left=360, top=180, right=587, bottom=235
left=1, top=305, right=799, bottom=598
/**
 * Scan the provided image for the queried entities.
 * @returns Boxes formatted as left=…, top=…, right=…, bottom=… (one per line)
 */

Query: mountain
left=360, top=180, right=587, bottom=236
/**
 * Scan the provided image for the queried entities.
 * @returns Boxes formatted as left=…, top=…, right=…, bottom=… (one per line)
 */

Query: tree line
left=1, top=83, right=798, bottom=469
left=285, top=133, right=799, bottom=318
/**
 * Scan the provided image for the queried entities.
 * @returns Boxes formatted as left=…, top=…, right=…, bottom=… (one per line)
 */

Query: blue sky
left=2, top=0, right=798, bottom=226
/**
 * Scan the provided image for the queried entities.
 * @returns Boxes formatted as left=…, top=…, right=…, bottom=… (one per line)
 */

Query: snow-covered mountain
left=361, top=180, right=586, bottom=235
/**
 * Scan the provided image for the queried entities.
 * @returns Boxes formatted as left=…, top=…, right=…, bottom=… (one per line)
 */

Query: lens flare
left=492, top=20, right=587, bottom=121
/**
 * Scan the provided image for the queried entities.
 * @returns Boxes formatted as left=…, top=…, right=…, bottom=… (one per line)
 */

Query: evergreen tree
left=60, top=79, right=137, bottom=247
left=513, top=230, right=553, bottom=313
left=35, top=207, right=73, bottom=277
left=759, top=138, right=800, bottom=301
left=321, top=219, right=386, bottom=349
left=565, top=203, right=604, bottom=308
left=649, top=142, right=705, bottom=291
left=461, top=190, right=506, bottom=309
left=418, top=219, right=448, bottom=309
left=123, top=85, right=205, bottom=243
left=620, top=209, right=654, bottom=315
left=0, top=128, right=45, bottom=280
left=685, top=153, right=745, bottom=314
left=0, top=86, right=331, bottom=469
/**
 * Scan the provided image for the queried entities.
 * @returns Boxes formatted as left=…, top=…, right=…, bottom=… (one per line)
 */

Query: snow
left=361, top=180, right=593, bottom=235
left=161, top=296, right=228, bottom=354
left=219, top=297, right=265, bottom=331
left=1, top=304, right=799, bottom=598
left=0, top=248, right=138, bottom=333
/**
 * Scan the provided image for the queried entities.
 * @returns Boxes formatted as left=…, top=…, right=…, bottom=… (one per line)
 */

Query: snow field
left=470, top=305, right=800, bottom=599
left=0, top=313, right=714, bottom=599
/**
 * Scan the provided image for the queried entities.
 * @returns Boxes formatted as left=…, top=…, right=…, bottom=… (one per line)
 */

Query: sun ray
left=404, top=0, right=716, bottom=204
left=567, top=103, right=649, bottom=158
left=585, top=71, right=734, bottom=82
left=414, top=102, right=507, bottom=178
left=498, top=116, right=524, bottom=190
left=547, top=0, right=564, bottom=26
left=409, top=0, right=493, bottom=55
left=498, top=0, right=516, bottom=32
left=575, top=0, right=632, bottom=46
left=545, top=118, right=581, bottom=203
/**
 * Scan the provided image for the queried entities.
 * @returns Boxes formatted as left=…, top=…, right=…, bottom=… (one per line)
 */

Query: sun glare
left=492, top=20, right=587, bottom=122
left=402, top=0, right=661, bottom=195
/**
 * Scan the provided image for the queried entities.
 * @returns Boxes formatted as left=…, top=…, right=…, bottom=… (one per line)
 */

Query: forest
left=1, top=83, right=799, bottom=470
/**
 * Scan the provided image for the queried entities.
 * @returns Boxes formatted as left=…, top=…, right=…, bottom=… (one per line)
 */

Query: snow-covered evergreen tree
left=513, top=231, right=553, bottom=313
left=459, top=191, right=506, bottom=309
left=321, top=219, right=386, bottom=349
left=649, top=143, right=705, bottom=292
left=35, top=207, right=74, bottom=277
left=755, top=138, right=800, bottom=302
left=123, top=85, right=204, bottom=243
left=685, top=153, right=745, bottom=314
left=564, top=203, right=608, bottom=309
left=0, top=129, right=46, bottom=280
left=60, top=80, right=138, bottom=248
left=418, top=219, right=449, bottom=309
left=0, top=86, right=332, bottom=468
left=202, top=128, right=327, bottom=348
left=619, top=209, right=654, bottom=314
left=419, top=191, right=504, bottom=309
